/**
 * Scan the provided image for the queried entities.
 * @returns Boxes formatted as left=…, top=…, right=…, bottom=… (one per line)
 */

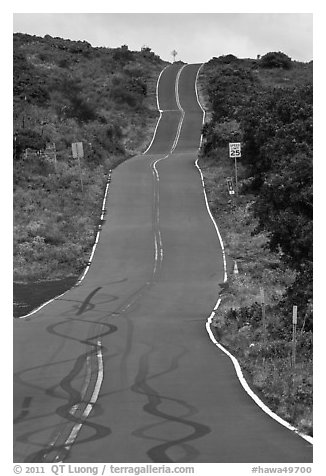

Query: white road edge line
left=143, top=65, right=169, bottom=155
left=195, top=63, right=313, bottom=445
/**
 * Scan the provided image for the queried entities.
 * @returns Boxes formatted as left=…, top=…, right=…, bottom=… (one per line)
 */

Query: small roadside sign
left=229, top=142, right=241, bottom=158
left=72, top=142, right=84, bottom=159
left=226, top=177, right=235, bottom=195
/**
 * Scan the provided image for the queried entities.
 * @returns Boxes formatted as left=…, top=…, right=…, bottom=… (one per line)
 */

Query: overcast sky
left=13, top=12, right=313, bottom=63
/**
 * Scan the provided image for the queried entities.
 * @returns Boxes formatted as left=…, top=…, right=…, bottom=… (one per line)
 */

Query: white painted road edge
left=194, top=63, right=313, bottom=445
left=195, top=63, right=206, bottom=149
left=142, top=65, right=169, bottom=155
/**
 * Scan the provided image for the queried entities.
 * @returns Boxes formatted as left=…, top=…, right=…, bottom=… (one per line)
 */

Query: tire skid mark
left=47, top=341, right=106, bottom=463
left=17, top=272, right=163, bottom=462
left=38, top=317, right=117, bottom=462
left=13, top=397, right=33, bottom=425
left=76, top=287, right=102, bottom=315
left=131, top=347, right=211, bottom=462
left=16, top=343, right=118, bottom=463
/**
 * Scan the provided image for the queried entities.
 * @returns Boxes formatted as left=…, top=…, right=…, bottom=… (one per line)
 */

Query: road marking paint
left=147, top=63, right=187, bottom=274
left=171, top=64, right=186, bottom=152
left=69, top=353, right=93, bottom=416
left=194, top=159, right=227, bottom=283
left=143, top=65, right=169, bottom=155
left=206, top=309, right=313, bottom=445
left=61, top=340, right=104, bottom=459
left=151, top=155, right=169, bottom=274
left=44, top=348, right=95, bottom=460
left=195, top=63, right=206, bottom=149
left=175, top=64, right=186, bottom=112
left=76, top=175, right=111, bottom=285
left=194, top=66, right=313, bottom=445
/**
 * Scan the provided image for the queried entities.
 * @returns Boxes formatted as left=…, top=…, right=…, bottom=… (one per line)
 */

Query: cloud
left=13, top=13, right=313, bottom=63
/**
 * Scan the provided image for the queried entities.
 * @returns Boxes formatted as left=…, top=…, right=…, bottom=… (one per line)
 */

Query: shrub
left=214, top=54, right=239, bottom=64
left=224, top=302, right=263, bottom=329
left=113, top=45, right=134, bottom=63
left=13, top=50, right=50, bottom=105
left=259, top=52, right=292, bottom=69
left=14, top=129, right=47, bottom=159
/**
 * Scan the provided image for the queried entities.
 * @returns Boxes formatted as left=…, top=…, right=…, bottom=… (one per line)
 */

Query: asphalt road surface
left=13, top=63, right=313, bottom=463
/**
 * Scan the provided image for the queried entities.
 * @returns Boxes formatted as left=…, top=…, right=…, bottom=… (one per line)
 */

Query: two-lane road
left=13, top=63, right=312, bottom=463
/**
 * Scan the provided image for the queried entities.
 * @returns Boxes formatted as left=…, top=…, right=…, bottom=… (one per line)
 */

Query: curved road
left=13, top=63, right=312, bottom=463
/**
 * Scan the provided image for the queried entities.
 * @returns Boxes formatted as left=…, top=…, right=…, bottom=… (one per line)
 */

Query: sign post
left=292, top=306, right=298, bottom=367
left=72, top=142, right=84, bottom=192
left=260, top=287, right=266, bottom=343
left=229, top=142, right=241, bottom=195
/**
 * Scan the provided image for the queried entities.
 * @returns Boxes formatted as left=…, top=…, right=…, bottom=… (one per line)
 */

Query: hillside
left=197, top=52, right=313, bottom=435
left=13, top=33, right=167, bottom=316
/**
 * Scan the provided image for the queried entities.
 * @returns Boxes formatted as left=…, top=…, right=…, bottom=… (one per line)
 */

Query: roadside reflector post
left=292, top=305, right=298, bottom=368
left=260, top=287, right=266, bottom=343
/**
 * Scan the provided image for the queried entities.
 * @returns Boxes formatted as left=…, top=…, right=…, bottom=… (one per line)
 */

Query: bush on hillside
left=259, top=52, right=292, bottom=69
left=13, top=51, right=50, bottom=106
left=14, top=129, right=47, bottom=159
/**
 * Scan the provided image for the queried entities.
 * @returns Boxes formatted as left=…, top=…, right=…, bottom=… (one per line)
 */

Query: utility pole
left=171, top=50, right=178, bottom=63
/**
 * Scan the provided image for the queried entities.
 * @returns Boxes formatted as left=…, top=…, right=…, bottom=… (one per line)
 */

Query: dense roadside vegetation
left=13, top=33, right=167, bottom=315
left=198, top=52, right=313, bottom=435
